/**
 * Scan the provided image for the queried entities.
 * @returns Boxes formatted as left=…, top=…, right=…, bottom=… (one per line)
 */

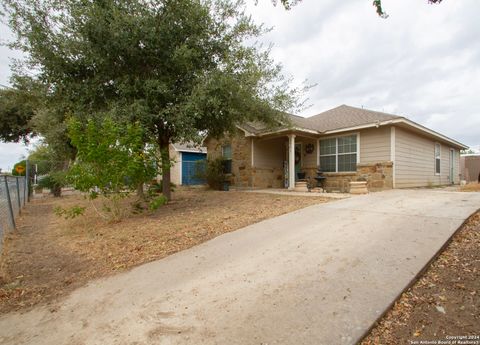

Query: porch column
left=288, top=134, right=296, bottom=190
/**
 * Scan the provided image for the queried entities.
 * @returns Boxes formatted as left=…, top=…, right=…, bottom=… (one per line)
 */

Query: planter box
left=349, top=181, right=368, bottom=195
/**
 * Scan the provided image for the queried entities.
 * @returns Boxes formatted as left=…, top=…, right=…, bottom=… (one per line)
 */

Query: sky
left=0, top=0, right=479, bottom=171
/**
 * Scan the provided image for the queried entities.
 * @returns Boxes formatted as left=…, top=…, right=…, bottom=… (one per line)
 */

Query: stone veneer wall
left=357, top=161, right=393, bottom=191
left=252, top=167, right=284, bottom=188
left=321, top=161, right=393, bottom=193
left=206, top=133, right=289, bottom=189
left=204, top=130, right=253, bottom=188
left=206, top=131, right=394, bottom=192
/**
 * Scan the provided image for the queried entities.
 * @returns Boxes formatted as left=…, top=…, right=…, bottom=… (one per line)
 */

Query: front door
left=295, top=143, right=302, bottom=180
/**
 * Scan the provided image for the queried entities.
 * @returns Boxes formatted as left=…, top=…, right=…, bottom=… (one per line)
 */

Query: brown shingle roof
left=304, top=105, right=402, bottom=132
left=240, top=105, right=402, bottom=134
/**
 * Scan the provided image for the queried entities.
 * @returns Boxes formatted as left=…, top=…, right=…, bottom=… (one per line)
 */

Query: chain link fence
left=0, top=174, right=28, bottom=253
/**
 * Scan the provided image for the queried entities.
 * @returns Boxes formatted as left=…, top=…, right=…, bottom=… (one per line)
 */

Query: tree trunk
left=136, top=182, right=145, bottom=199
left=159, top=138, right=172, bottom=200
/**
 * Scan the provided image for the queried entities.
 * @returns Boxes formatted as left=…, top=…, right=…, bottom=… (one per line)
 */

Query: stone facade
left=252, top=167, right=284, bottom=188
left=356, top=161, right=394, bottom=191
left=204, top=129, right=253, bottom=188
left=322, top=172, right=357, bottom=193
left=307, top=162, right=394, bottom=193
left=205, top=131, right=287, bottom=189
left=205, top=130, right=394, bottom=192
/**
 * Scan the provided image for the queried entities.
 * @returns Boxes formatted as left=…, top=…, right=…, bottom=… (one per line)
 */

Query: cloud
left=0, top=142, right=29, bottom=172
left=247, top=0, right=480, bottom=147
left=0, top=0, right=479, bottom=169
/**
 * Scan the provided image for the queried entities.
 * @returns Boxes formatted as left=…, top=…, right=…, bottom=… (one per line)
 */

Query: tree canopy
left=2, top=0, right=305, bottom=199
left=0, top=76, right=42, bottom=143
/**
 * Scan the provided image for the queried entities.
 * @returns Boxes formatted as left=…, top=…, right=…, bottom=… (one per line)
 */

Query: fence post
left=25, top=160, right=30, bottom=203
left=4, top=176, right=16, bottom=230
left=16, top=176, right=22, bottom=211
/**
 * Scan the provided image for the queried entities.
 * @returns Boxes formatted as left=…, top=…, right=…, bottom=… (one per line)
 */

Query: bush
left=37, top=171, right=66, bottom=197
left=149, top=181, right=176, bottom=195
left=204, top=158, right=226, bottom=190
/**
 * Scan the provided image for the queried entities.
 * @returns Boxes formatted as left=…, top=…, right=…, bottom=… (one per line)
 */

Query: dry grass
left=460, top=182, right=480, bottom=192
left=0, top=188, right=329, bottom=314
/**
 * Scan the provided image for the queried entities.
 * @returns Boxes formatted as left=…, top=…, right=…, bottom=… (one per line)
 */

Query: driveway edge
left=354, top=208, right=480, bottom=345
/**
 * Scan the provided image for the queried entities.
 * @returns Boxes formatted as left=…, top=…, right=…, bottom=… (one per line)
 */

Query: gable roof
left=304, top=105, right=402, bottom=132
left=172, top=142, right=206, bottom=153
left=238, top=104, right=467, bottom=149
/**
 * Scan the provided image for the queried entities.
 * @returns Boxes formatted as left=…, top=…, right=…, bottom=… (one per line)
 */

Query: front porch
left=250, top=131, right=394, bottom=193
left=250, top=132, right=319, bottom=190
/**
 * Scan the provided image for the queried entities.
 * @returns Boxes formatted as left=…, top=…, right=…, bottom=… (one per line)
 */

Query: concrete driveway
left=1, top=189, right=479, bottom=345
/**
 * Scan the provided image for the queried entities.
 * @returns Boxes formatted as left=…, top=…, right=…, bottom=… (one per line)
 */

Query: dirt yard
left=460, top=182, right=480, bottom=192
left=361, top=211, right=480, bottom=344
left=0, top=188, right=328, bottom=314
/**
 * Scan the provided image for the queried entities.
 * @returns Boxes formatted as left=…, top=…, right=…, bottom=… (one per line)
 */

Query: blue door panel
left=181, top=152, right=207, bottom=185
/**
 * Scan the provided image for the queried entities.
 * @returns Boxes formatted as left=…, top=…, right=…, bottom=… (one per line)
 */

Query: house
left=168, top=143, right=207, bottom=186
left=204, top=105, right=467, bottom=192
left=460, top=154, right=480, bottom=183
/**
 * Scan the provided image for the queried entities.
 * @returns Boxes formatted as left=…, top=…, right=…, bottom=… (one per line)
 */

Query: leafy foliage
left=37, top=171, right=67, bottom=197
left=67, top=117, right=156, bottom=197
left=373, top=0, right=443, bottom=18
left=148, top=195, right=168, bottom=211
left=12, top=160, right=27, bottom=176
left=2, top=0, right=307, bottom=201
left=53, top=205, right=86, bottom=219
left=0, top=76, right=42, bottom=143
left=203, top=158, right=227, bottom=190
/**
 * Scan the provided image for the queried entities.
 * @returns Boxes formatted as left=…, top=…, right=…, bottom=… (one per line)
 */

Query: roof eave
left=322, top=118, right=468, bottom=149
left=392, top=118, right=468, bottom=150
left=256, top=126, right=320, bottom=137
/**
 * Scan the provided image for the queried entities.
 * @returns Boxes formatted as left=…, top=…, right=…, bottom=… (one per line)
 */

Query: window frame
left=222, top=144, right=232, bottom=160
left=319, top=133, right=360, bottom=173
left=434, top=142, right=441, bottom=175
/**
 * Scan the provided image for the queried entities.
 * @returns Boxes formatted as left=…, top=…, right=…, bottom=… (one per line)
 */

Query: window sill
left=323, top=172, right=357, bottom=176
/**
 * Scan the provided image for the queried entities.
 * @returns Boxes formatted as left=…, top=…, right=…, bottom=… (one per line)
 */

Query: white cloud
left=245, top=0, right=480, bottom=147
left=0, top=142, right=29, bottom=172
left=0, top=0, right=479, bottom=168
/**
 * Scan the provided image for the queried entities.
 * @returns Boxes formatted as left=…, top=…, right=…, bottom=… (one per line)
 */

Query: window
left=435, top=143, right=441, bottom=175
left=222, top=144, right=232, bottom=174
left=319, top=135, right=358, bottom=172
left=222, top=144, right=232, bottom=160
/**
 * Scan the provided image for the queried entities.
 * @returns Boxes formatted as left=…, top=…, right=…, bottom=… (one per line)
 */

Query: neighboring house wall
left=169, top=147, right=182, bottom=185
left=395, top=127, right=460, bottom=188
left=461, top=156, right=480, bottom=182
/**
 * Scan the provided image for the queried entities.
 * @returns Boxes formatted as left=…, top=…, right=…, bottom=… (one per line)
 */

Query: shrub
left=204, top=158, right=226, bottom=190
left=37, top=171, right=67, bottom=197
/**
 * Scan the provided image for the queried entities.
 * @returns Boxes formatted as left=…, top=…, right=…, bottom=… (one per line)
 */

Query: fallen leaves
left=361, top=211, right=480, bottom=344
left=0, top=189, right=328, bottom=314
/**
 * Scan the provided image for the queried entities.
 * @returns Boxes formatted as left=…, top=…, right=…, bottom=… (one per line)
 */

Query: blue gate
left=181, top=152, right=207, bottom=185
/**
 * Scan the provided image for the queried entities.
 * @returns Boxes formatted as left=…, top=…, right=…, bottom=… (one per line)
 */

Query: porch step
left=294, top=180, right=308, bottom=192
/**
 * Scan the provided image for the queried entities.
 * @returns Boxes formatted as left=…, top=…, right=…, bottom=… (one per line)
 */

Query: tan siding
left=300, top=137, right=317, bottom=168
left=395, top=127, right=458, bottom=187
left=359, top=126, right=391, bottom=164
left=253, top=137, right=285, bottom=168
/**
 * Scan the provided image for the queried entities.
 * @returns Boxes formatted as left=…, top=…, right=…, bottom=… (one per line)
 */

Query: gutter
left=323, top=118, right=468, bottom=150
